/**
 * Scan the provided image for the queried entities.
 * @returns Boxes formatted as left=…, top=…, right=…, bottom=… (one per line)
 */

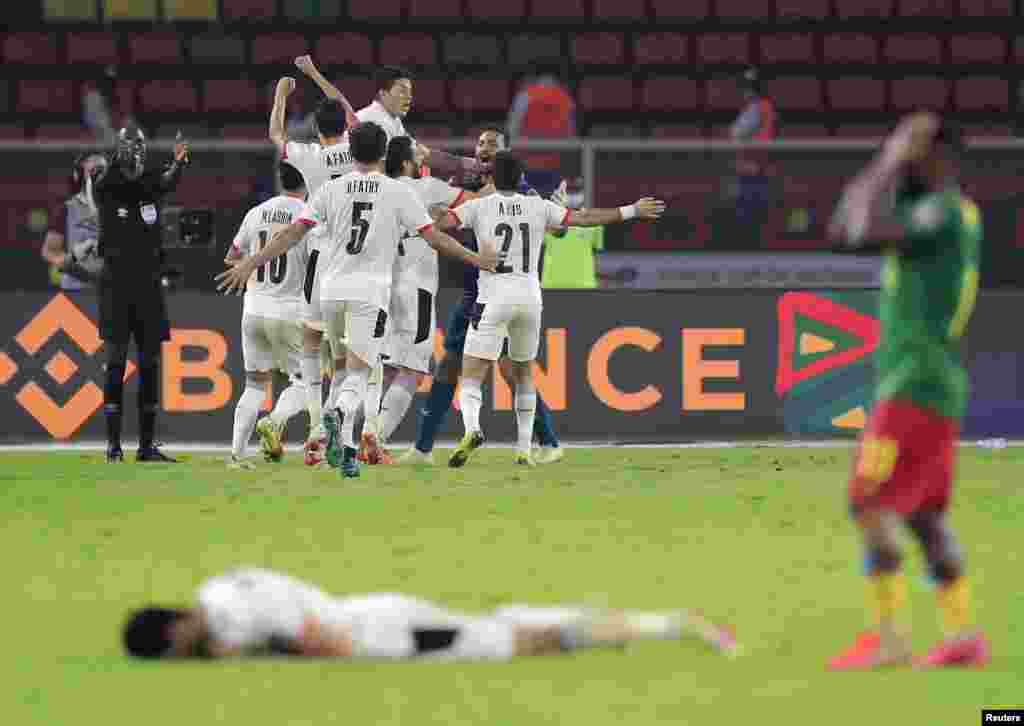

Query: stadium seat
left=164, top=0, right=218, bottom=19
left=127, top=32, right=182, bottom=64
left=112, top=79, right=138, bottom=117
left=889, top=76, right=950, bottom=111
left=759, top=33, right=816, bottom=64
left=950, top=34, right=1006, bottom=64
left=826, top=77, right=885, bottom=111
left=883, top=34, right=943, bottom=64
left=379, top=34, right=437, bottom=67
left=35, top=124, right=95, bottom=141
left=573, top=33, right=626, bottom=65
left=591, top=0, right=647, bottom=21
left=823, top=34, right=878, bottom=64
left=17, top=81, right=75, bottom=114
left=466, top=0, right=526, bottom=21
left=66, top=32, right=121, bottom=66
left=330, top=77, right=376, bottom=109
left=315, top=33, right=374, bottom=66
left=445, top=34, right=502, bottom=66
left=529, top=0, right=586, bottom=23
left=766, top=77, right=824, bottom=111
left=954, top=76, right=1009, bottom=112
left=407, top=0, right=462, bottom=22
left=716, top=0, right=776, bottom=18
left=650, top=0, right=711, bottom=20
left=411, top=78, right=448, bottom=113
left=775, top=0, right=829, bottom=17
left=834, top=0, right=894, bottom=16
left=635, top=33, right=688, bottom=65
left=348, top=0, right=402, bottom=21
left=221, top=0, right=277, bottom=20
left=652, top=124, right=705, bottom=138
left=44, top=0, right=99, bottom=20
left=781, top=124, right=830, bottom=138
left=697, top=33, right=750, bottom=65
left=103, top=0, right=158, bottom=19
left=3, top=33, right=59, bottom=65
left=251, top=33, right=310, bottom=65
left=189, top=34, right=246, bottom=64
left=833, top=123, right=891, bottom=138
left=282, top=0, right=342, bottom=21
left=703, top=77, right=744, bottom=110
left=221, top=124, right=269, bottom=140
left=0, top=124, right=26, bottom=140
left=896, top=0, right=953, bottom=15
left=139, top=80, right=199, bottom=113
left=959, top=0, right=1013, bottom=15
left=507, top=34, right=562, bottom=66
left=963, top=123, right=1013, bottom=137
left=450, top=79, right=511, bottom=113
left=577, top=78, right=634, bottom=111
left=641, top=77, right=699, bottom=112
left=202, top=79, right=267, bottom=113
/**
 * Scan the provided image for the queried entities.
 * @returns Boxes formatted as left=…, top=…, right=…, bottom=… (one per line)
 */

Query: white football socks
left=231, top=384, right=265, bottom=458
left=459, top=378, right=483, bottom=435
left=379, top=371, right=419, bottom=443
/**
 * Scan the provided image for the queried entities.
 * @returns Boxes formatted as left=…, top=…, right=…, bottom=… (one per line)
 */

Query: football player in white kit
left=217, top=122, right=498, bottom=479
left=224, top=163, right=311, bottom=469
left=444, top=152, right=665, bottom=467
left=122, top=566, right=740, bottom=660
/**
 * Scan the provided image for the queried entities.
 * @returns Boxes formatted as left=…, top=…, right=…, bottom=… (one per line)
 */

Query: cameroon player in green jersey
left=826, top=113, right=989, bottom=670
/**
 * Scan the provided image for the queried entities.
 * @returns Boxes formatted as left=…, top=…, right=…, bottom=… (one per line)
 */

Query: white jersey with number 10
left=232, top=195, right=309, bottom=320
left=452, top=193, right=570, bottom=306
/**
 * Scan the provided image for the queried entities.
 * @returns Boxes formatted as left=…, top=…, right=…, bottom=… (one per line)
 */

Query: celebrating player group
left=216, top=58, right=664, bottom=477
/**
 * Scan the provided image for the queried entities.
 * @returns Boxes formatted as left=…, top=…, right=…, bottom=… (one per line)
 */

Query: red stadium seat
left=450, top=79, right=511, bottom=113
left=833, top=124, right=891, bottom=138
left=897, top=0, right=953, bottom=15
left=883, top=34, right=942, bottom=64
left=634, top=34, right=689, bottom=65
left=641, top=77, right=699, bottom=112
left=0, top=124, right=26, bottom=140
left=379, top=34, right=437, bottom=67
left=139, top=80, right=199, bottom=113
left=823, top=34, right=878, bottom=64
left=573, top=33, right=626, bottom=65
left=775, top=0, right=829, bottom=17
left=221, top=124, right=269, bottom=140
left=652, top=125, right=705, bottom=138
left=834, top=0, right=894, bottom=16
left=954, top=76, right=1009, bottom=112
left=697, top=33, right=750, bottom=65
left=66, top=32, right=120, bottom=66
left=716, top=0, right=775, bottom=18
left=36, top=124, right=95, bottom=141
left=766, top=77, right=824, bottom=111
left=3, top=33, right=58, bottom=64
left=127, top=33, right=182, bottom=64
left=202, top=79, right=267, bottom=113
left=407, top=0, right=462, bottom=22
left=112, top=79, right=138, bottom=117
left=251, top=33, right=309, bottom=65
left=411, top=78, right=448, bottom=113
left=959, top=0, right=1013, bottom=15
left=950, top=34, right=1006, bottom=64
left=650, top=0, right=711, bottom=20
left=826, top=77, right=885, bottom=111
left=591, top=0, right=647, bottom=21
left=530, top=0, right=585, bottom=22
left=17, top=80, right=75, bottom=113
left=782, top=124, right=831, bottom=138
left=889, top=77, right=950, bottom=111
left=221, top=0, right=277, bottom=20
left=315, top=33, right=374, bottom=66
left=348, top=0, right=402, bottom=21
left=330, top=77, right=377, bottom=109
left=703, top=78, right=743, bottom=111
left=963, top=123, right=1013, bottom=138
left=466, top=0, right=525, bottom=21
left=759, top=33, right=816, bottom=64
left=577, top=78, right=634, bottom=112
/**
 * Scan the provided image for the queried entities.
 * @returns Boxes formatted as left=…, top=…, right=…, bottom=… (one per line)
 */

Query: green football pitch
left=4, top=446, right=1021, bottom=725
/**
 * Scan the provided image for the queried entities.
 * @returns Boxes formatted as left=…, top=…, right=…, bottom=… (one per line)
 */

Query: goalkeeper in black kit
left=93, top=126, right=190, bottom=463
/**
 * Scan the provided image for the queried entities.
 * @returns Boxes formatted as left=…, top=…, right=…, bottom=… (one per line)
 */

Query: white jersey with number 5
left=297, top=171, right=433, bottom=311
left=232, top=195, right=309, bottom=320
left=452, top=193, right=569, bottom=306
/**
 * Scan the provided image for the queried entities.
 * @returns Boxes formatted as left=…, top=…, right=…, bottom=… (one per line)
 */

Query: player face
left=404, top=159, right=421, bottom=179
left=83, top=154, right=108, bottom=179
left=475, top=131, right=506, bottom=164
left=381, top=79, right=413, bottom=118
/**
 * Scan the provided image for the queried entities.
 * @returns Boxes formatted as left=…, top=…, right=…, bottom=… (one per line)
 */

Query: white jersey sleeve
left=231, top=208, right=255, bottom=256
left=451, top=197, right=479, bottom=229
left=355, top=101, right=409, bottom=142
left=394, top=181, right=434, bottom=237
left=417, top=176, right=464, bottom=210
left=544, top=199, right=571, bottom=228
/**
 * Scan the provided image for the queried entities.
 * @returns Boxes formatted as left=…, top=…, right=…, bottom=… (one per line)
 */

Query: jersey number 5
left=495, top=222, right=530, bottom=274
left=256, top=229, right=287, bottom=284
left=348, top=201, right=373, bottom=255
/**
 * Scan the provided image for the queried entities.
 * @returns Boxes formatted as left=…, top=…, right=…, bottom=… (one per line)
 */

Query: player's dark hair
left=493, top=151, right=524, bottom=191
left=350, top=122, right=388, bottom=164
left=314, top=99, right=347, bottom=138
left=385, top=136, right=416, bottom=178
left=279, top=162, right=305, bottom=192
left=376, top=65, right=414, bottom=92
left=122, top=607, right=188, bottom=658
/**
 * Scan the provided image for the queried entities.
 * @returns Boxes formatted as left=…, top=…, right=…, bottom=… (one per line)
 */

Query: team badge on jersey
left=140, top=203, right=158, bottom=225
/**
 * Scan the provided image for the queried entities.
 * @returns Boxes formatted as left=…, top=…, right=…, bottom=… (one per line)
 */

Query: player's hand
left=173, top=131, right=190, bottom=164
left=477, top=243, right=499, bottom=272
left=478, top=181, right=496, bottom=197
left=415, top=143, right=432, bottom=165
left=277, top=76, right=297, bottom=96
left=295, top=54, right=319, bottom=77
left=550, top=180, right=569, bottom=207
left=215, top=259, right=253, bottom=295
left=635, top=197, right=666, bottom=220
left=884, top=112, right=938, bottom=165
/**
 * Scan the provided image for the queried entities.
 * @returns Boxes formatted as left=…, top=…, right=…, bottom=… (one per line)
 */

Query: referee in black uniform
left=93, top=125, right=190, bottom=463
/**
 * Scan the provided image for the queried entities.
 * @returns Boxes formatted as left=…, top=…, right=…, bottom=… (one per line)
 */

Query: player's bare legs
left=450, top=354, right=489, bottom=468
left=230, top=370, right=271, bottom=469
left=505, top=358, right=537, bottom=466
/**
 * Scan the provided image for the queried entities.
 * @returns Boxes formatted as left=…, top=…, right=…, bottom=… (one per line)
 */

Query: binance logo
left=2, top=294, right=135, bottom=439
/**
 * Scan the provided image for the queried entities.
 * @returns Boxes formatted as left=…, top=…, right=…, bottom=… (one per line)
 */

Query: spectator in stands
left=507, top=74, right=576, bottom=197
left=728, top=68, right=777, bottom=226
left=40, top=152, right=108, bottom=291
left=542, top=179, right=604, bottom=289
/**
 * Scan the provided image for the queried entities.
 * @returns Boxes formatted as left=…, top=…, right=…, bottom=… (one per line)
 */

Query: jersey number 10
left=256, top=229, right=287, bottom=284
left=495, top=222, right=530, bottom=274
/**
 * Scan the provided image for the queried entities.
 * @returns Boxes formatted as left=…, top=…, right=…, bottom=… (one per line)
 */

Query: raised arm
left=269, top=77, right=296, bottom=155
left=566, top=197, right=665, bottom=227
left=155, top=132, right=190, bottom=194
left=295, top=56, right=359, bottom=129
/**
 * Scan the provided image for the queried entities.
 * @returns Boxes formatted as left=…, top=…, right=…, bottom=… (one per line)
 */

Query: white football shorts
left=463, top=301, right=542, bottom=363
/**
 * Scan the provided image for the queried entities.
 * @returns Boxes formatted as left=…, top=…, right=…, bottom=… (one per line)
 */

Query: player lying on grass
left=827, top=112, right=989, bottom=669
left=122, top=567, right=739, bottom=660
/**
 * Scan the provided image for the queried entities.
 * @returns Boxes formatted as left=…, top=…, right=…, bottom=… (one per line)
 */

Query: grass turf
left=4, top=446, right=1021, bottom=725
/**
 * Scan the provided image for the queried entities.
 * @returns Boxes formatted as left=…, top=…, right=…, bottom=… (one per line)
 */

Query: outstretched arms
left=295, top=55, right=360, bottom=129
